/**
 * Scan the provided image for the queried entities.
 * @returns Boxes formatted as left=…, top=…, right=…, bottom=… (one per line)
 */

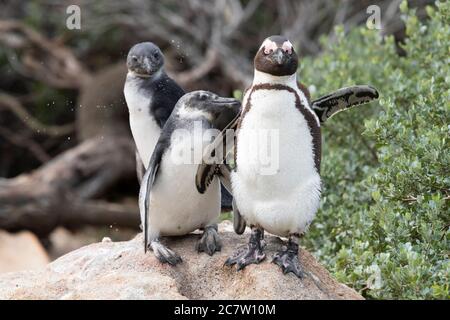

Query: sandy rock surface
left=0, top=222, right=362, bottom=300
left=0, top=230, right=50, bottom=274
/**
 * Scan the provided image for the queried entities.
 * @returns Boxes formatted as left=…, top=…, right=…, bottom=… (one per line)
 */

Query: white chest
left=237, top=89, right=317, bottom=184
left=124, top=80, right=161, bottom=169
left=231, top=87, right=321, bottom=236
left=144, top=132, right=221, bottom=237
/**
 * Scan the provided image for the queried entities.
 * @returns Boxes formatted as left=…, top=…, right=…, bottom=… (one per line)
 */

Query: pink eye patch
left=282, top=41, right=293, bottom=54
left=263, top=41, right=278, bottom=55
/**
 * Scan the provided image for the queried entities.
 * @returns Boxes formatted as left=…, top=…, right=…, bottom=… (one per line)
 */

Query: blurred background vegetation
left=0, top=0, right=447, bottom=299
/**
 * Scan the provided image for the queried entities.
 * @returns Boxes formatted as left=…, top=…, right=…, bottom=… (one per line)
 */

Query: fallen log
left=0, top=137, right=139, bottom=237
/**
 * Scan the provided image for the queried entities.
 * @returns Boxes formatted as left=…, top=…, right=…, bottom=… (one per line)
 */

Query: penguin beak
left=210, top=97, right=241, bottom=131
left=272, top=49, right=286, bottom=65
left=142, top=57, right=154, bottom=74
left=212, top=97, right=240, bottom=109
left=127, top=56, right=156, bottom=76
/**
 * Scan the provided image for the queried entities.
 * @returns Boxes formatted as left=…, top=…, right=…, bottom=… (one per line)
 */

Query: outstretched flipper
left=311, top=85, right=379, bottom=123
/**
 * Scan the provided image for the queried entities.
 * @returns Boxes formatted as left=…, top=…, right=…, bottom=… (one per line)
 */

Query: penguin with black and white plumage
left=124, top=42, right=234, bottom=209
left=196, top=35, right=378, bottom=277
left=140, top=91, right=240, bottom=265
left=124, top=42, right=185, bottom=175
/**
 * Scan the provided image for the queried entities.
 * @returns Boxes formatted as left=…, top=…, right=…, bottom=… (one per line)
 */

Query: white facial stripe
left=260, top=39, right=278, bottom=54
left=260, top=39, right=293, bottom=54
left=282, top=40, right=293, bottom=53
left=178, top=105, right=213, bottom=122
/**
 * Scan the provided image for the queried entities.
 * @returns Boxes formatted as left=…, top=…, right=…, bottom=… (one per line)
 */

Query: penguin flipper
left=311, top=85, right=379, bottom=123
left=196, top=162, right=218, bottom=194
left=139, top=143, right=165, bottom=253
left=232, top=198, right=246, bottom=235
left=135, top=149, right=145, bottom=185
left=195, top=114, right=239, bottom=194
left=217, top=164, right=246, bottom=234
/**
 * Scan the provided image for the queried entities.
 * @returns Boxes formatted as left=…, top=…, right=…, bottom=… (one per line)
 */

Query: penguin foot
left=224, top=227, right=266, bottom=270
left=272, top=238, right=304, bottom=278
left=150, top=240, right=182, bottom=266
left=196, top=225, right=222, bottom=256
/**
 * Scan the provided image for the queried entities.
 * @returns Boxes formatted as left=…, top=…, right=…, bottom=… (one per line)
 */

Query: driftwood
left=0, top=137, right=139, bottom=237
left=0, top=20, right=91, bottom=89
left=0, top=18, right=240, bottom=236
left=0, top=92, right=74, bottom=137
left=0, top=22, right=140, bottom=236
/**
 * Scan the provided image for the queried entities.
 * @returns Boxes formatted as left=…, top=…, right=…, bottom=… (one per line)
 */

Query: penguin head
left=254, top=35, right=298, bottom=76
left=179, top=91, right=241, bottom=130
left=127, top=42, right=164, bottom=77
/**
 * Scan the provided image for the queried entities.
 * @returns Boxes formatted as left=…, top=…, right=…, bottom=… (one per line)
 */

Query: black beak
left=272, top=49, right=286, bottom=65
left=212, top=97, right=240, bottom=109
left=210, top=97, right=241, bottom=131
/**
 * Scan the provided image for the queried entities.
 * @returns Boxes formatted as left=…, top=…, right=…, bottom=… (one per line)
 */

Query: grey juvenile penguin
left=124, top=42, right=233, bottom=209
left=124, top=42, right=185, bottom=175
left=196, top=35, right=379, bottom=277
left=140, top=91, right=240, bottom=265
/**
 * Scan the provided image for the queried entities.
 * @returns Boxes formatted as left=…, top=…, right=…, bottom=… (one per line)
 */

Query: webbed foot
left=150, top=240, right=182, bottom=266
left=196, top=224, right=222, bottom=256
left=225, top=227, right=265, bottom=270
left=272, top=235, right=304, bottom=278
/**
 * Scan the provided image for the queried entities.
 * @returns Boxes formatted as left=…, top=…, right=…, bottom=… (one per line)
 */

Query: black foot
left=196, top=225, right=222, bottom=256
left=272, top=238, right=304, bottom=278
left=150, top=240, right=182, bottom=266
left=225, top=227, right=265, bottom=270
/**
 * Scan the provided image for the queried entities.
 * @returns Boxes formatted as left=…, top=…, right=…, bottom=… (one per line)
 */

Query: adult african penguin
left=196, top=35, right=379, bottom=278
left=140, top=91, right=240, bottom=265
left=229, top=35, right=321, bottom=277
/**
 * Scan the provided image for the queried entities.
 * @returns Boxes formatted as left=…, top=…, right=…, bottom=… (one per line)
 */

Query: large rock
left=47, top=226, right=136, bottom=260
left=0, top=222, right=362, bottom=300
left=0, top=231, right=50, bottom=274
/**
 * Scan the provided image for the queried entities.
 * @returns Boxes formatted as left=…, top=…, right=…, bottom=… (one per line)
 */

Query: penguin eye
left=283, top=47, right=292, bottom=54
left=199, top=94, right=208, bottom=101
left=153, top=52, right=159, bottom=59
left=263, top=47, right=273, bottom=55
left=282, top=42, right=293, bottom=54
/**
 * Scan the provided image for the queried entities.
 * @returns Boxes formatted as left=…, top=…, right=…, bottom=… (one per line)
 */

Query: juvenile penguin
left=140, top=91, right=240, bottom=265
left=124, top=42, right=185, bottom=173
left=124, top=42, right=234, bottom=208
left=196, top=35, right=379, bottom=277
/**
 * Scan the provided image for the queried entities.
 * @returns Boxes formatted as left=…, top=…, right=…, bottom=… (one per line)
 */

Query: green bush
left=301, top=1, right=449, bottom=299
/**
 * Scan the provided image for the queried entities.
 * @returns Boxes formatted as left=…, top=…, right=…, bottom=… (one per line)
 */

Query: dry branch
left=0, top=126, right=50, bottom=163
left=0, top=92, right=75, bottom=137
left=0, top=20, right=91, bottom=89
left=0, top=137, right=138, bottom=236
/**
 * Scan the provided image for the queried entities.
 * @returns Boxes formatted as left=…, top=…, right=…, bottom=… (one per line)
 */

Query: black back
left=149, top=73, right=185, bottom=127
left=131, top=72, right=185, bottom=128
